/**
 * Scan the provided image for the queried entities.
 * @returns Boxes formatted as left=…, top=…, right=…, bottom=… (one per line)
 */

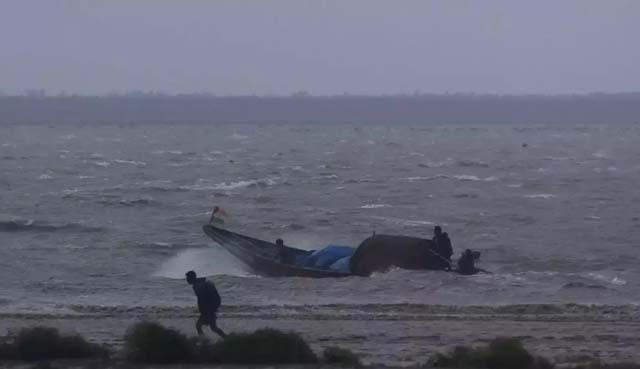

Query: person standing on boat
left=185, top=270, right=227, bottom=338
left=439, top=232, right=453, bottom=261
left=430, top=226, right=453, bottom=270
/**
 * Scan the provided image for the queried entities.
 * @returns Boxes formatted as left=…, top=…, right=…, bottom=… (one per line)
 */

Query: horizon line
left=3, top=90, right=640, bottom=99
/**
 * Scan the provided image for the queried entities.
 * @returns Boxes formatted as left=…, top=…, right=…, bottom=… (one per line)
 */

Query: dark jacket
left=439, top=233, right=453, bottom=261
left=457, top=252, right=476, bottom=275
left=192, top=277, right=221, bottom=314
left=432, top=233, right=453, bottom=261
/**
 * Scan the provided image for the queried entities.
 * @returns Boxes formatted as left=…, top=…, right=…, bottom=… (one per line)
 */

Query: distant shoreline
left=2, top=93, right=640, bottom=125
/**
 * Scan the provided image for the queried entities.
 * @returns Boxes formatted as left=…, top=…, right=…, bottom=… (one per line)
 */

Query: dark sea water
left=2, top=122, right=640, bottom=320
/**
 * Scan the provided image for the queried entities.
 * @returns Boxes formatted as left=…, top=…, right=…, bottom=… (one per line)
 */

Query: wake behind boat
left=202, top=225, right=483, bottom=277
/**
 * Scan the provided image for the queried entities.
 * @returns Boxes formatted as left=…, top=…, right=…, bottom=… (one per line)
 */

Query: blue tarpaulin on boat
left=329, top=256, right=352, bottom=272
left=296, top=245, right=354, bottom=269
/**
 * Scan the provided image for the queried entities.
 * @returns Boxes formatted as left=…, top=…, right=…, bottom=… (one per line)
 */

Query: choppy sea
left=2, top=122, right=640, bottom=323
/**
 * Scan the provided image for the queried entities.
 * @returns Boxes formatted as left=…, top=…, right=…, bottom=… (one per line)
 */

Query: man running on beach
left=185, top=270, right=227, bottom=338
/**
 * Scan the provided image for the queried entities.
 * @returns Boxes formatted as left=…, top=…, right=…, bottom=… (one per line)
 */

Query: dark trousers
left=196, top=312, right=227, bottom=338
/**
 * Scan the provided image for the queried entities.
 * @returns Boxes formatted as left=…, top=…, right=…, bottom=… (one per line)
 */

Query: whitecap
left=451, top=174, right=498, bottom=182
left=230, top=133, right=249, bottom=140
left=418, top=160, right=449, bottom=168
left=38, top=174, right=53, bottom=180
left=507, top=184, right=522, bottom=188
left=404, top=175, right=445, bottom=182
left=524, top=194, right=555, bottom=199
left=370, top=215, right=434, bottom=227
left=182, top=177, right=278, bottom=191
left=586, top=273, right=627, bottom=286
left=93, top=161, right=110, bottom=167
left=314, top=174, right=339, bottom=179
left=151, top=150, right=183, bottom=155
left=544, top=156, right=575, bottom=161
left=113, top=159, right=147, bottom=166
left=59, top=134, right=76, bottom=140
left=360, top=204, right=391, bottom=209
left=592, top=150, right=610, bottom=158
left=60, top=189, right=79, bottom=197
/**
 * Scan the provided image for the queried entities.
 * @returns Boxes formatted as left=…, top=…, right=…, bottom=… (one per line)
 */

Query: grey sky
left=1, top=0, right=639, bottom=95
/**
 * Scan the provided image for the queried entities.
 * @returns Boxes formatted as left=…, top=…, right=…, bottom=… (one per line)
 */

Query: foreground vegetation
left=430, top=337, right=552, bottom=369
left=1, top=323, right=639, bottom=368
left=124, top=322, right=319, bottom=364
left=0, top=326, right=108, bottom=361
left=0, top=322, right=357, bottom=365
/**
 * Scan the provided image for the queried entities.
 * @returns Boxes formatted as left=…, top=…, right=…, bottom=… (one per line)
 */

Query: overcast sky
left=1, top=1, right=639, bottom=95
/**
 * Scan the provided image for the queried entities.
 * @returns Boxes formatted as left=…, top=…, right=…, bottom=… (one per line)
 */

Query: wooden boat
left=203, top=225, right=483, bottom=277
left=202, top=225, right=352, bottom=278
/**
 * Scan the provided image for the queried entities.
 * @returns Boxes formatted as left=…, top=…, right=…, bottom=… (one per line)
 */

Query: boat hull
left=202, top=225, right=352, bottom=278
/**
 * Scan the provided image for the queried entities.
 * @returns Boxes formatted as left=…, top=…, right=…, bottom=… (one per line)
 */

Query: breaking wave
left=404, top=174, right=497, bottom=182
left=180, top=178, right=279, bottom=191
left=0, top=217, right=104, bottom=233
left=97, top=196, right=157, bottom=206
left=360, top=204, right=392, bottom=209
left=524, top=194, right=556, bottom=199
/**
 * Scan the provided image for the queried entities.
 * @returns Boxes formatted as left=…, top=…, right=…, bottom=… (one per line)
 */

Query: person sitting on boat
left=457, top=249, right=477, bottom=275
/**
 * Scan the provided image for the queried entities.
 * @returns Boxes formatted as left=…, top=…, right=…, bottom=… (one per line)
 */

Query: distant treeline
left=1, top=93, right=639, bottom=124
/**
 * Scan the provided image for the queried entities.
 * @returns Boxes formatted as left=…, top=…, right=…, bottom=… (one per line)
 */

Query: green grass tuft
left=210, top=328, right=318, bottom=364
left=431, top=337, right=551, bottom=369
left=0, top=326, right=107, bottom=362
left=123, top=321, right=192, bottom=363
left=122, top=322, right=320, bottom=365
left=322, top=346, right=362, bottom=366
left=485, top=337, right=533, bottom=369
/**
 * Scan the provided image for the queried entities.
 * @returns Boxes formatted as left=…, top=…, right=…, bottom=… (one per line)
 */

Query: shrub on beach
left=122, top=322, right=320, bottom=365
left=322, top=346, right=362, bottom=366
left=210, top=328, right=318, bottom=364
left=0, top=326, right=107, bottom=361
left=431, top=337, right=552, bottom=369
left=123, top=321, right=192, bottom=363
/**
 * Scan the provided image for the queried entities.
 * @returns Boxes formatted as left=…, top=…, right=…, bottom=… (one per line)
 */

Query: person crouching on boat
left=185, top=270, right=227, bottom=338
left=457, top=249, right=477, bottom=275
left=276, top=238, right=289, bottom=263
